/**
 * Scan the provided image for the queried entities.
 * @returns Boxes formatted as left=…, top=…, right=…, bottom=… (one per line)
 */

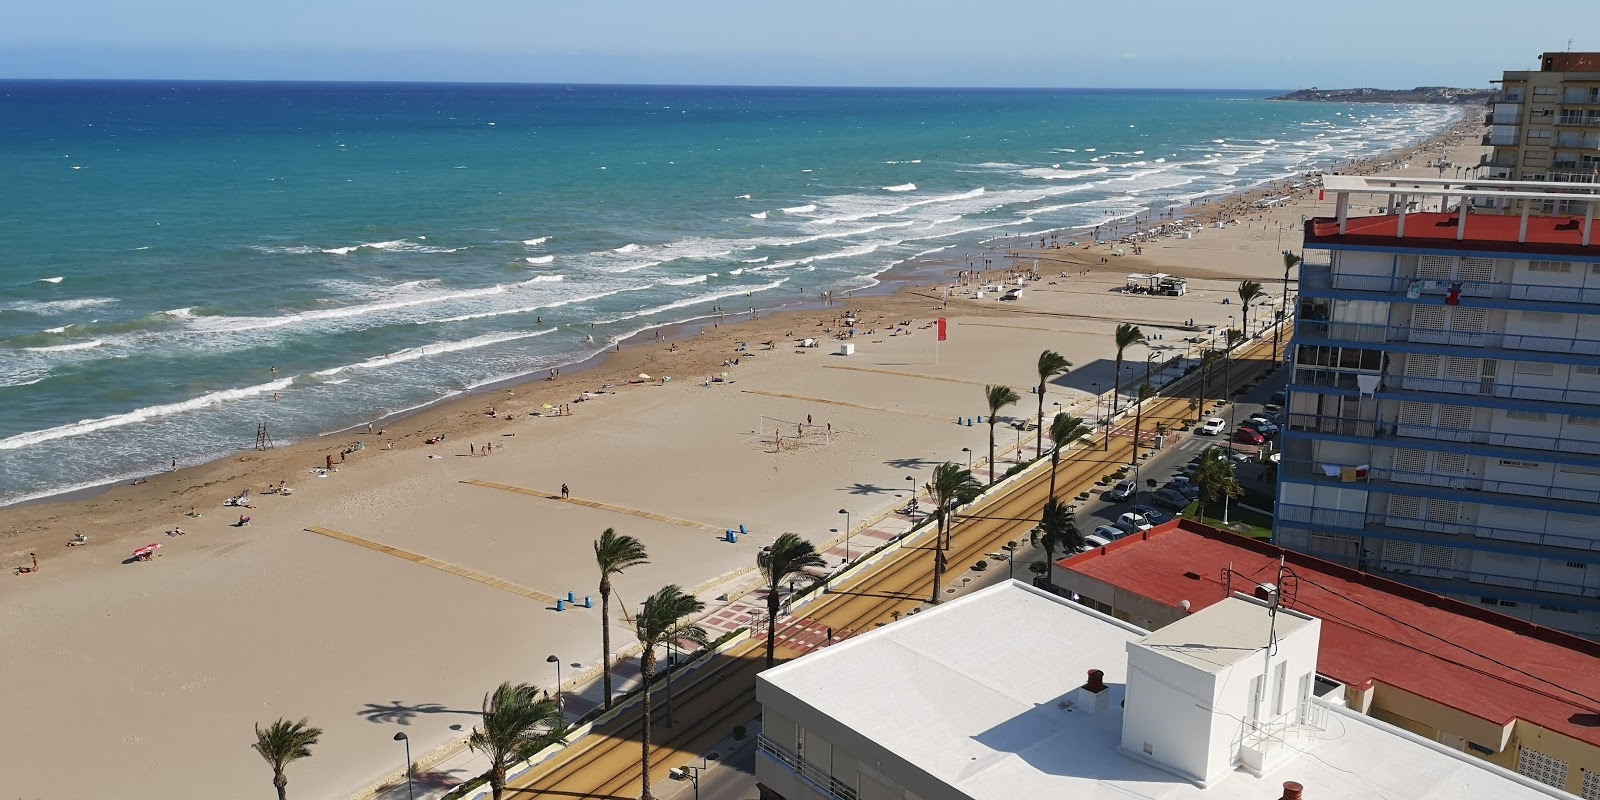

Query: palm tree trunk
left=275, top=773, right=288, bottom=800
left=1036, top=384, right=1046, bottom=456
left=1113, top=354, right=1123, bottom=414
left=1133, top=401, right=1143, bottom=467
left=600, top=585, right=613, bottom=709
left=765, top=586, right=779, bottom=667
left=639, top=651, right=656, bottom=800
left=988, top=421, right=997, bottom=484
left=489, top=764, right=506, bottom=800
left=1049, top=450, right=1060, bottom=501
left=931, top=544, right=946, bottom=604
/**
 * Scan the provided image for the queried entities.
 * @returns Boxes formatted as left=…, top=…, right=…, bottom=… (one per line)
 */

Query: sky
left=0, top=0, right=1589, bottom=89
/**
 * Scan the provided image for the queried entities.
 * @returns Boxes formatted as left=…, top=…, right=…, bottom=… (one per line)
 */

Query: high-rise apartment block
left=1486, top=52, right=1600, bottom=198
left=1274, top=174, right=1600, bottom=637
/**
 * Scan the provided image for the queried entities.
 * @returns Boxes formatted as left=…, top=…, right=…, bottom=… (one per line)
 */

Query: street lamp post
left=905, top=475, right=918, bottom=522
left=681, top=761, right=708, bottom=800
left=838, top=509, right=852, bottom=561
left=1225, top=315, right=1237, bottom=429
left=961, top=447, right=972, bottom=470
left=546, top=655, right=563, bottom=719
left=393, top=733, right=414, bottom=800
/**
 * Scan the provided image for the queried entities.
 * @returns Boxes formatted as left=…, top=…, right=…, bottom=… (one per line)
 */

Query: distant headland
left=1268, top=86, right=1493, bottom=105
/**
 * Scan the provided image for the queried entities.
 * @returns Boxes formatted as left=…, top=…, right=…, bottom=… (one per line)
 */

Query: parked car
left=1271, top=390, right=1286, bottom=406
left=1234, top=427, right=1266, bottom=446
left=1165, top=476, right=1201, bottom=500
left=1131, top=504, right=1170, bottom=525
left=1151, top=488, right=1191, bottom=510
left=1104, top=479, right=1137, bottom=502
left=1115, top=512, right=1155, bottom=535
left=1082, top=533, right=1114, bottom=550
left=1242, top=419, right=1279, bottom=438
left=1198, top=417, right=1227, bottom=436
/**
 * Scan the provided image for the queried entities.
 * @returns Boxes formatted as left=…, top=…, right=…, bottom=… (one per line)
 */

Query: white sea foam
left=527, top=275, right=564, bottom=282
left=0, top=377, right=297, bottom=451
left=522, top=237, right=551, bottom=246
left=188, top=284, right=508, bottom=333
left=781, top=204, right=817, bottom=214
left=750, top=212, right=768, bottom=219
left=38, top=276, right=64, bottom=284
left=1020, top=166, right=1110, bottom=181
left=728, top=269, right=744, bottom=276
left=9, top=298, right=118, bottom=315
left=601, top=279, right=789, bottom=324
left=663, top=274, right=712, bottom=285
left=41, top=325, right=71, bottom=334
left=313, top=329, right=556, bottom=376
left=614, top=243, right=640, bottom=253
left=741, top=256, right=769, bottom=264
left=882, top=183, right=917, bottom=192
left=24, top=339, right=103, bottom=353
left=252, top=244, right=320, bottom=255
left=164, top=307, right=194, bottom=318
left=735, top=194, right=752, bottom=199
left=525, top=255, right=555, bottom=265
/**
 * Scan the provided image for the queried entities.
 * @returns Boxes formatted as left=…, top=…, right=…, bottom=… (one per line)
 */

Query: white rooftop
left=758, top=581, right=1569, bottom=800
left=1322, top=174, right=1600, bottom=201
left=1136, top=594, right=1314, bottom=674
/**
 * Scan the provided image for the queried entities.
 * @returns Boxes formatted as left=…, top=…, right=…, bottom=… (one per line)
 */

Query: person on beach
left=560, top=483, right=570, bottom=499
left=470, top=443, right=475, bottom=455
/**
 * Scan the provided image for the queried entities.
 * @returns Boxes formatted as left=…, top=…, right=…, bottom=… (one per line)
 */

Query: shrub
left=972, top=560, right=989, bottom=571
left=733, top=724, right=748, bottom=740
left=1029, top=561, right=1049, bottom=575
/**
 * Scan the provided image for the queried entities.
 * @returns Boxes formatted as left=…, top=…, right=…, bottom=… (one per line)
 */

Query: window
left=1500, top=600, right=1519, bottom=607
left=1481, top=596, right=1500, bottom=605
left=1577, top=365, right=1600, bottom=376
left=1560, top=463, right=1600, bottom=476
left=1468, top=742, right=1495, bottom=756
left=1529, top=260, right=1573, bottom=273
left=1273, top=661, right=1289, bottom=716
left=1422, top=545, right=1454, bottom=569
left=1518, top=747, right=1570, bottom=790
left=1520, top=310, right=1564, bottom=325
left=1516, top=362, right=1556, bottom=376
left=1571, top=415, right=1600, bottom=427
left=1435, top=453, right=1469, bottom=474
left=1567, top=561, right=1587, bottom=570
left=1507, top=410, right=1549, bottom=422
left=1530, top=128, right=1554, bottom=141
left=1543, top=604, right=1581, bottom=615
left=1535, top=86, right=1559, bottom=98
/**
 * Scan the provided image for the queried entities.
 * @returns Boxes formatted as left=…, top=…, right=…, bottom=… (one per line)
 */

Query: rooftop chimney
left=1071, top=668, right=1111, bottom=714
left=1281, top=781, right=1304, bottom=800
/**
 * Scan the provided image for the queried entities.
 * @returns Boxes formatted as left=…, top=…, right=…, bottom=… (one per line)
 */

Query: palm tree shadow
left=841, top=482, right=893, bottom=495
left=885, top=457, right=937, bottom=470
left=357, top=700, right=480, bottom=726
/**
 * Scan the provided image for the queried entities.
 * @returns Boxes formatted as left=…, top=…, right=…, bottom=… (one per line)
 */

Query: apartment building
left=1051, top=519, right=1600, bottom=794
left=1275, top=175, right=1600, bottom=637
left=1486, top=52, right=1600, bottom=204
left=752, top=581, right=1569, bottom=800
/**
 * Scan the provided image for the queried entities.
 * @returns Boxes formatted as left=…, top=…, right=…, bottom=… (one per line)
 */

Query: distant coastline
left=1269, top=86, right=1493, bottom=105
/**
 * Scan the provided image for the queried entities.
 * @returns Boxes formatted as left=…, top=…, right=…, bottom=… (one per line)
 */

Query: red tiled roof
left=1060, top=520, right=1600, bottom=746
left=1305, top=213, right=1600, bottom=258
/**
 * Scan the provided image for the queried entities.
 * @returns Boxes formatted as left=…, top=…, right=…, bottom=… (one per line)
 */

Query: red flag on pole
left=937, top=317, right=947, bottom=341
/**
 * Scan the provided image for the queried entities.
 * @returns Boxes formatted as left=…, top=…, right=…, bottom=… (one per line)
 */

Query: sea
left=0, top=81, right=1462, bottom=506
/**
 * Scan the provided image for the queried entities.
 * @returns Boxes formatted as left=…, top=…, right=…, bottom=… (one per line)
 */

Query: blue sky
left=0, top=0, right=1586, bottom=88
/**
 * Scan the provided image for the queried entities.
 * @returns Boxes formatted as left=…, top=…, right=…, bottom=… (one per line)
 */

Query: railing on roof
left=758, top=734, right=859, bottom=800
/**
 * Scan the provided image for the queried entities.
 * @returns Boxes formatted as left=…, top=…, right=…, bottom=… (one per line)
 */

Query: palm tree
left=1034, top=350, right=1072, bottom=455
left=758, top=533, right=826, bottom=668
left=594, top=528, right=649, bottom=710
left=1031, top=499, right=1083, bottom=579
left=1112, top=323, right=1146, bottom=415
left=634, top=585, right=709, bottom=800
left=252, top=718, right=322, bottom=800
left=1193, top=448, right=1244, bottom=525
left=1131, top=382, right=1156, bottom=468
left=1046, top=413, right=1093, bottom=501
left=984, top=384, right=1021, bottom=484
left=1237, top=280, right=1265, bottom=340
left=469, top=682, right=566, bottom=800
left=925, top=462, right=983, bottom=604
left=1198, top=349, right=1224, bottom=409
left=1275, top=251, right=1302, bottom=361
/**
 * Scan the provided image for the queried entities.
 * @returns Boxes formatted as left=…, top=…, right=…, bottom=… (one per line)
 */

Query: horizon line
left=0, top=77, right=1318, bottom=93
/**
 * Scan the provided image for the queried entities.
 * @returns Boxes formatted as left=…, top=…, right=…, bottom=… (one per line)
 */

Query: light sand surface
left=0, top=119, right=1487, bottom=799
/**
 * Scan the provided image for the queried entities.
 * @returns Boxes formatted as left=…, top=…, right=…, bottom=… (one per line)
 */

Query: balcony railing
left=1368, top=558, right=1593, bottom=597
left=1290, top=458, right=1600, bottom=506
left=1558, top=114, right=1600, bottom=126
left=1284, top=413, right=1600, bottom=456
left=758, top=735, right=859, bottom=800
left=1387, top=374, right=1600, bottom=406
left=1275, top=502, right=1600, bottom=553
left=1298, top=320, right=1600, bottom=358
left=1480, top=153, right=1520, bottom=168
left=1302, top=262, right=1600, bottom=306
left=1485, top=133, right=1520, bottom=146
left=1548, top=170, right=1599, bottom=183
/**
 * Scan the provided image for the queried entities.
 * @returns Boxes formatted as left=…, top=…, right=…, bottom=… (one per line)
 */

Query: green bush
left=733, top=724, right=748, bottom=740
left=972, top=560, right=989, bottom=571
left=442, top=775, right=489, bottom=800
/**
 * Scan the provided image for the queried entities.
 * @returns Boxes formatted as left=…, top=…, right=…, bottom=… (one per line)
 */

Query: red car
left=1233, top=427, right=1266, bottom=446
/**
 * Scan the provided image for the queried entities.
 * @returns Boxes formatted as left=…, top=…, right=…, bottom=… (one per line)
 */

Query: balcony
left=1302, top=261, right=1600, bottom=308
left=1495, top=91, right=1526, bottom=104
left=1563, top=90, right=1600, bottom=106
left=1387, top=374, right=1600, bottom=408
left=1368, top=558, right=1594, bottom=598
left=1479, top=152, right=1520, bottom=168
left=1485, top=133, right=1519, bottom=146
left=1558, top=113, right=1600, bottom=126
left=1297, top=319, right=1600, bottom=360
left=1548, top=170, right=1599, bottom=183
left=1276, top=502, right=1600, bottom=555
left=1556, top=134, right=1600, bottom=149
left=1284, top=413, right=1600, bottom=458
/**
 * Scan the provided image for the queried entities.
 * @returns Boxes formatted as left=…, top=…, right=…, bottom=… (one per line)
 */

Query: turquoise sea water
left=0, top=81, right=1461, bottom=504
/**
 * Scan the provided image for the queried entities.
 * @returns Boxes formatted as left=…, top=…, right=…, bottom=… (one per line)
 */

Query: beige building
left=1487, top=52, right=1600, bottom=212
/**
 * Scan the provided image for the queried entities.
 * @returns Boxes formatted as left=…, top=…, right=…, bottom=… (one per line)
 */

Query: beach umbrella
left=132, top=543, right=160, bottom=559
left=542, top=403, right=554, bottom=410
left=637, top=373, right=651, bottom=380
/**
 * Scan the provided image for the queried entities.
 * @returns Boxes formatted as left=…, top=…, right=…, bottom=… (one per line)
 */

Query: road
left=503, top=332, right=1289, bottom=799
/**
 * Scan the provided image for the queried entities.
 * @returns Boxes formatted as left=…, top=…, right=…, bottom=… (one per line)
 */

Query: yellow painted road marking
left=737, top=388, right=951, bottom=421
left=820, top=364, right=992, bottom=387
left=302, top=525, right=561, bottom=605
left=460, top=480, right=725, bottom=533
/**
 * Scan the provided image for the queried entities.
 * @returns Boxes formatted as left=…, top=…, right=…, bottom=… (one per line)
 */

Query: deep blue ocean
left=0, top=81, right=1460, bottom=504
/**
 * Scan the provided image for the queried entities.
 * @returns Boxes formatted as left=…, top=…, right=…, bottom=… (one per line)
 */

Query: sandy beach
left=0, top=115, right=1489, bottom=800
